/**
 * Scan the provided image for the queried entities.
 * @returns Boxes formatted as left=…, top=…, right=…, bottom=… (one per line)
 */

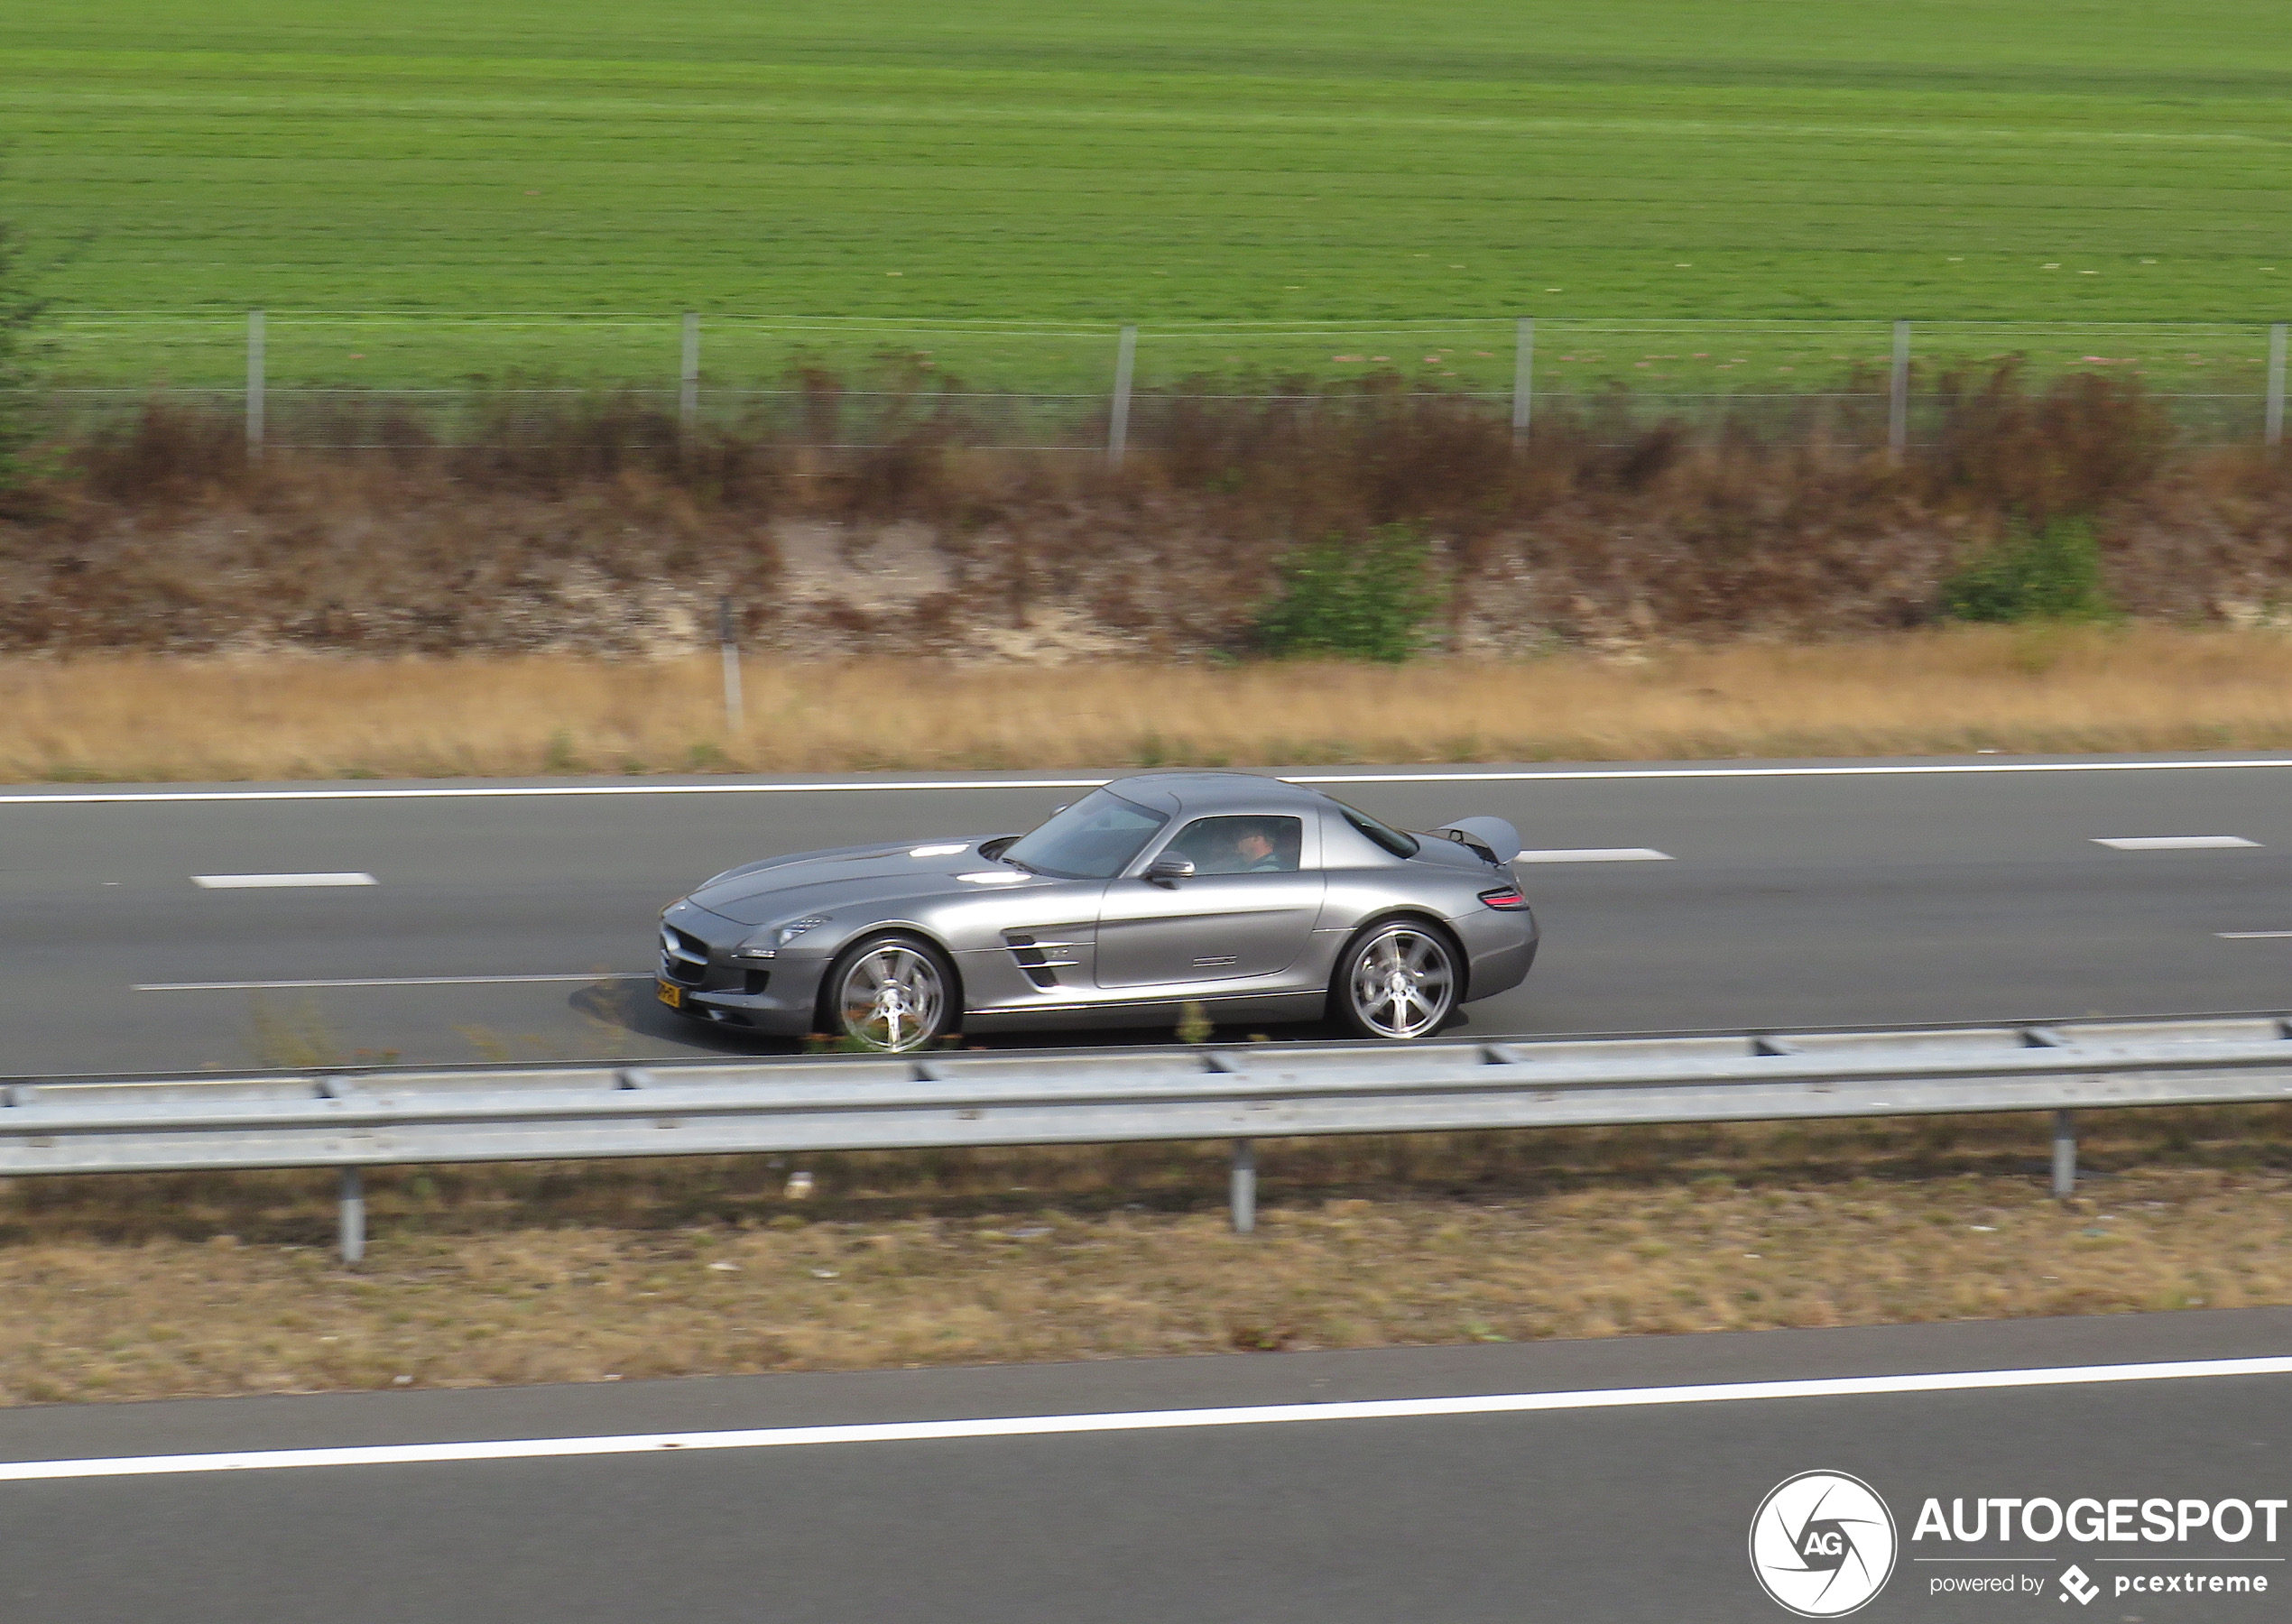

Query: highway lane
left=3, top=1309, right=2288, bottom=1622
left=8, top=754, right=2292, bottom=1075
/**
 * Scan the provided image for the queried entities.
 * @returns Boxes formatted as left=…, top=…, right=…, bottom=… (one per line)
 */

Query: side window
left=1332, top=800, right=1419, bottom=858
left=1162, top=816, right=1303, bottom=875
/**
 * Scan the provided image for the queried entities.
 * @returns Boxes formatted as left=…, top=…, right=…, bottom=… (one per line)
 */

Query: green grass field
left=5, top=0, right=2290, bottom=386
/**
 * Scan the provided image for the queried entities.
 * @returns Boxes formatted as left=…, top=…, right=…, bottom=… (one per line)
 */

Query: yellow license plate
left=656, top=980, right=684, bottom=1009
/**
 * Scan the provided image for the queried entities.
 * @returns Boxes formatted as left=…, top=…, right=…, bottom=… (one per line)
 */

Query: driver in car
left=1230, top=820, right=1285, bottom=872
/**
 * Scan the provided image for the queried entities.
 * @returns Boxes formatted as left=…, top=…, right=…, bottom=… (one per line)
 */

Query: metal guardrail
left=8, top=1013, right=2292, bottom=1260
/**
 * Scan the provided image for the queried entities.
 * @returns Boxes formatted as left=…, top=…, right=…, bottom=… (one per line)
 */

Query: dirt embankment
left=5, top=368, right=2292, bottom=661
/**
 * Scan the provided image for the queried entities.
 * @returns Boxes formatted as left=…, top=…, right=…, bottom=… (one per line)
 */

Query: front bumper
left=658, top=900, right=831, bottom=1036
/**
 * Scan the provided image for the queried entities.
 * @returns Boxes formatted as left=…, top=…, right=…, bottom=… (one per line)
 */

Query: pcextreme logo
left=1751, top=1471, right=1900, bottom=1618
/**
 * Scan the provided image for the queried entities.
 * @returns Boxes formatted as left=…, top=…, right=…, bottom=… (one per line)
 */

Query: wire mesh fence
left=29, top=311, right=2292, bottom=454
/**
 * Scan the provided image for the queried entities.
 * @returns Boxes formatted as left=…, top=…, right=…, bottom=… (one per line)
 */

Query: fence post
left=2268, top=322, right=2287, bottom=450
left=338, top=1166, right=366, bottom=1263
left=245, top=309, right=266, bottom=463
left=1511, top=316, right=1535, bottom=445
left=1230, top=1139, right=1257, bottom=1234
left=1887, top=318, right=1911, bottom=463
left=679, top=311, right=700, bottom=435
left=1107, top=323, right=1138, bottom=466
left=717, top=595, right=744, bottom=730
left=2050, top=1110, right=2077, bottom=1199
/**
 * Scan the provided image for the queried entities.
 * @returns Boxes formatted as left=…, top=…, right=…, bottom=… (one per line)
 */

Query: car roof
left=1100, top=771, right=1333, bottom=819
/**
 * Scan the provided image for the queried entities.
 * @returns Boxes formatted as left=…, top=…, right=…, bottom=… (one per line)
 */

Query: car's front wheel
left=1331, top=918, right=1459, bottom=1040
left=819, top=933, right=957, bottom=1053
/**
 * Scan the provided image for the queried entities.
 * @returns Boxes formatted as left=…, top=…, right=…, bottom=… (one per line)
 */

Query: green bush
left=1254, top=523, right=1441, bottom=662
left=1940, top=515, right=2113, bottom=623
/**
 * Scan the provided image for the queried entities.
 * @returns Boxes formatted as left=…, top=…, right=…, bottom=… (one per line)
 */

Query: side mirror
left=1146, top=856, right=1196, bottom=884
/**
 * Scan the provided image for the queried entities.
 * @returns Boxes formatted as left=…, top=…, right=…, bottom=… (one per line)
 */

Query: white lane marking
left=191, top=872, right=379, bottom=889
left=2, top=1355, right=2287, bottom=1483
left=2094, top=836, right=2260, bottom=851
left=11, top=755, right=2292, bottom=805
left=1515, top=847, right=1671, bottom=863
left=2217, top=931, right=2292, bottom=939
left=134, top=973, right=652, bottom=992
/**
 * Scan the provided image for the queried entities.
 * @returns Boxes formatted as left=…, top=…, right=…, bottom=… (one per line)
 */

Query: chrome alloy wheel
left=833, top=941, right=949, bottom=1052
left=1344, top=923, right=1456, bottom=1039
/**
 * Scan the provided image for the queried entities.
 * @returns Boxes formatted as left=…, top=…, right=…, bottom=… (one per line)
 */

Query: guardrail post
left=339, top=1166, right=367, bottom=1263
left=1511, top=316, right=1534, bottom=445
left=717, top=595, right=744, bottom=729
left=1107, top=324, right=1138, bottom=467
left=1887, top=318, right=1911, bottom=463
left=2050, top=1110, right=2077, bottom=1199
left=1230, top=1139, right=1256, bottom=1234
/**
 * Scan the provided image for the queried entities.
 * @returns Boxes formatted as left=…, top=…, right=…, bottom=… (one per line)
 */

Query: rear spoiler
left=1426, top=817, right=1522, bottom=864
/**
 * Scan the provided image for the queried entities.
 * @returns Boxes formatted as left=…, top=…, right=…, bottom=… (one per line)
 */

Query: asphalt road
left=2, top=1309, right=2288, bottom=1622
left=10, top=754, right=2292, bottom=1075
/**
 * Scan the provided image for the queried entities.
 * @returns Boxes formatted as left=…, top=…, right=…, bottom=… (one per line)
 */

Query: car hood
left=682, top=834, right=1031, bottom=927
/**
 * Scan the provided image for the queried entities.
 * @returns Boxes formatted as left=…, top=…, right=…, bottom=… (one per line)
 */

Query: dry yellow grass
left=7, top=625, right=2292, bottom=783
left=5, top=1176, right=2270, bottom=1406
left=4, top=1109, right=2287, bottom=1405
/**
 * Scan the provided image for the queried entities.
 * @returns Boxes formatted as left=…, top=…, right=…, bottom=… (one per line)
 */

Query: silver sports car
left=655, top=771, right=1537, bottom=1051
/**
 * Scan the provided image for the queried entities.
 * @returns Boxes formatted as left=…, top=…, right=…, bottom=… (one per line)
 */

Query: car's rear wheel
left=1331, top=918, right=1459, bottom=1040
left=820, top=933, right=957, bottom=1053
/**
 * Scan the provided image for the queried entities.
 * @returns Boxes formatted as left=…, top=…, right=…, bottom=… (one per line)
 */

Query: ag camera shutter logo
left=1751, top=1471, right=1899, bottom=1617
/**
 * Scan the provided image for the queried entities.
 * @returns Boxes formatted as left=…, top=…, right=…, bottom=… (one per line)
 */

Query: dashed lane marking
left=2093, top=836, right=2260, bottom=851
left=191, top=872, right=379, bottom=889
left=1515, top=847, right=1672, bottom=863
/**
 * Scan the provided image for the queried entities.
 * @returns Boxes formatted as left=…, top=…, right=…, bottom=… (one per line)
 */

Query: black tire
left=817, top=933, right=958, bottom=1053
left=1329, top=917, right=1461, bottom=1040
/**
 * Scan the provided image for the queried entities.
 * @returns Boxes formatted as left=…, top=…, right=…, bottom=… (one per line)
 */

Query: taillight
left=1477, top=885, right=1529, bottom=911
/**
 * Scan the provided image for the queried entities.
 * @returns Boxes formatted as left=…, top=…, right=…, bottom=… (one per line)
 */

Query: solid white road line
left=3, top=1355, right=2288, bottom=1484
left=10, top=755, right=2292, bottom=805
left=190, top=872, right=379, bottom=889
left=2217, top=932, right=2292, bottom=940
left=134, top=973, right=652, bottom=992
left=2094, top=836, right=2260, bottom=851
left=1515, top=847, right=1672, bottom=863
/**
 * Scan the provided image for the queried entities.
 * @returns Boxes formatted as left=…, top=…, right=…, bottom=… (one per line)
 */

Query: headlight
left=733, top=915, right=830, bottom=958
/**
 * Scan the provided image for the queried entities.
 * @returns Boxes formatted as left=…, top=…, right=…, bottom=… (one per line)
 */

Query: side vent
left=1004, top=931, right=1081, bottom=991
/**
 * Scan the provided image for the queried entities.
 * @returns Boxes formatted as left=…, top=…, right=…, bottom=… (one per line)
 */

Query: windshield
left=1002, top=789, right=1170, bottom=879
left=1331, top=798, right=1419, bottom=858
